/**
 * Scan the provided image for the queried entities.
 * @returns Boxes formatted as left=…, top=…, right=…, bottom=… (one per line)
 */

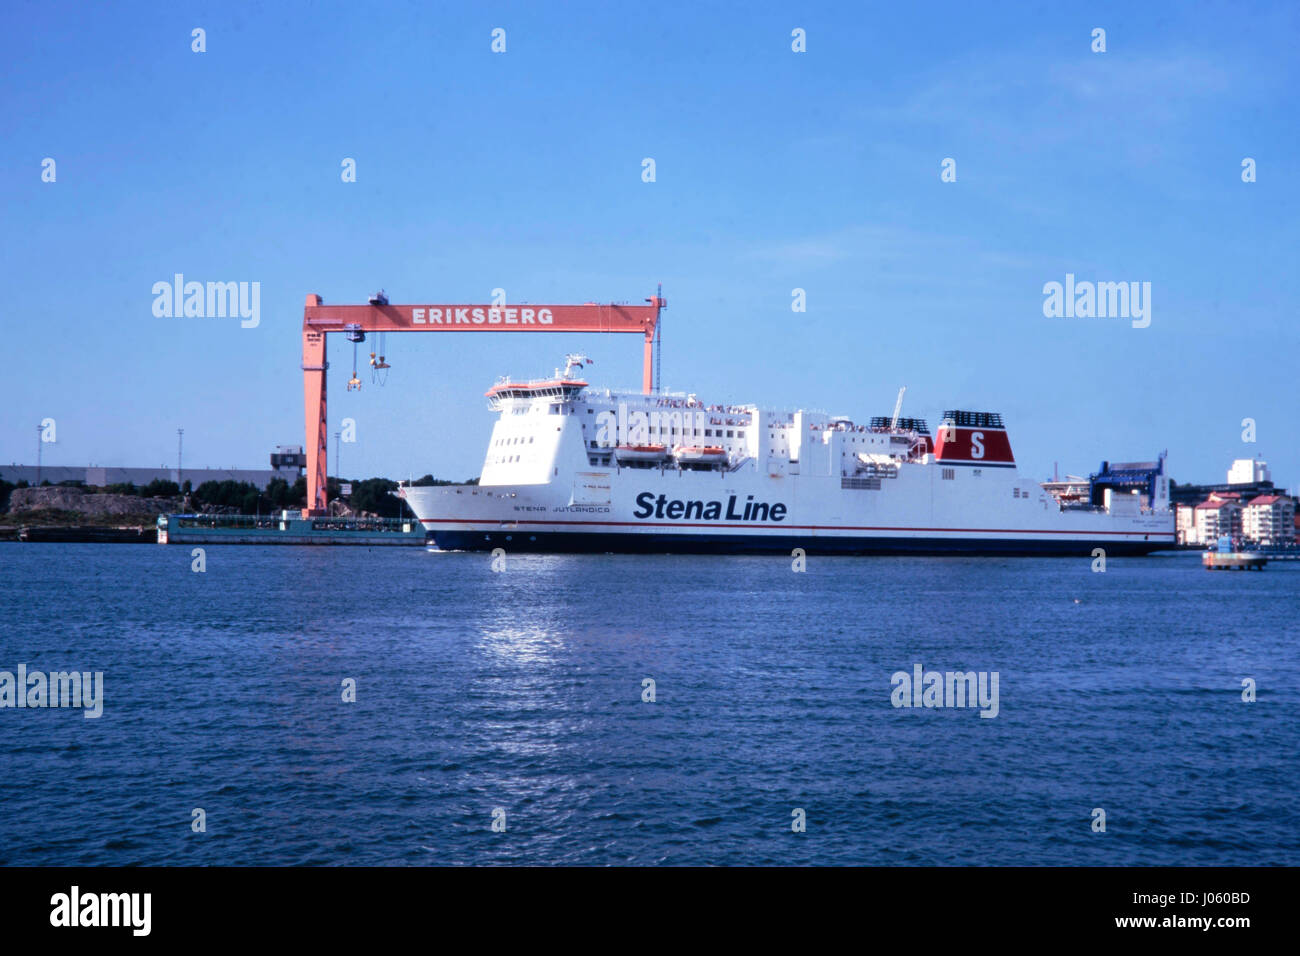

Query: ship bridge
left=484, top=353, right=593, bottom=409
left=485, top=377, right=588, bottom=409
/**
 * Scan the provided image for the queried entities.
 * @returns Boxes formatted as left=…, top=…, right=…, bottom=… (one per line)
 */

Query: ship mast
left=890, top=387, right=907, bottom=430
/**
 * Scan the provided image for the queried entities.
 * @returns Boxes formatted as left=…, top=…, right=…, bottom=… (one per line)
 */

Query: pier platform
left=1202, top=551, right=1268, bottom=570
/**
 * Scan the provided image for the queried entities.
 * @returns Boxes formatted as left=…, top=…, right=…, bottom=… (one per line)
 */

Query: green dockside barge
left=157, top=512, right=425, bottom=546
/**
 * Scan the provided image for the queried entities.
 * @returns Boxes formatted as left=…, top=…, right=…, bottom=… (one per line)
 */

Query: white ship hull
left=400, top=366, right=1175, bottom=556
left=403, top=468, right=1173, bottom=555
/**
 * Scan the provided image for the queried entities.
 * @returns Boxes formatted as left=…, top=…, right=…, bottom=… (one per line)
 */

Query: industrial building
left=2, top=445, right=305, bottom=491
left=1170, top=456, right=1278, bottom=505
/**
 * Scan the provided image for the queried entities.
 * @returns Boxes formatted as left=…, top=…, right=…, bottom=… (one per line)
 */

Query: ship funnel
left=933, top=410, right=1015, bottom=466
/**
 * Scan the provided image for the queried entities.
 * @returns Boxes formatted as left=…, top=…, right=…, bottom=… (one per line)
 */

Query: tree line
left=0, top=473, right=477, bottom=516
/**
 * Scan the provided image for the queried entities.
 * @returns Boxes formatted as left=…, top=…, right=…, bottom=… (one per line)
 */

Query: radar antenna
left=563, top=353, right=592, bottom=378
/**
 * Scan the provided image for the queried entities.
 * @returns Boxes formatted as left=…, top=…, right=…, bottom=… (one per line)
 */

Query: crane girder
left=300, top=291, right=665, bottom=516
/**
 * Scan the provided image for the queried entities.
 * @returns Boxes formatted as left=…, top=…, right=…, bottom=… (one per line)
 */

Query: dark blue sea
left=1, top=544, right=1296, bottom=866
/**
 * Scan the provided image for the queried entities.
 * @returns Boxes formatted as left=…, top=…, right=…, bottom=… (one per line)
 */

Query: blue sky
left=2, top=1, right=1297, bottom=489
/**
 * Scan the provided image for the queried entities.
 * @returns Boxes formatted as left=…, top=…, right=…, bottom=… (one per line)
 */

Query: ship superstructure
left=400, top=356, right=1175, bottom=555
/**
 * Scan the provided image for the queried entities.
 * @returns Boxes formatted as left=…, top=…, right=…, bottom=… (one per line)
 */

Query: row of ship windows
left=764, top=432, right=883, bottom=445
left=493, top=436, right=536, bottom=446
left=649, top=428, right=743, bottom=438
left=576, top=412, right=745, bottom=441
left=588, top=428, right=745, bottom=439
left=509, top=406, right=572, bottom=416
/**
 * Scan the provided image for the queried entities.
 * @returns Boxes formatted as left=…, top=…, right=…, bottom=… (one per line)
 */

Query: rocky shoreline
left=6, top=486, right=183, bottom=518
left=1, top=486, right=217, bottom=541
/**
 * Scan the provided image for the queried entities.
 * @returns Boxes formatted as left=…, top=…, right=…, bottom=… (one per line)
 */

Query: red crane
left=300, top=290, right=666, bottom=515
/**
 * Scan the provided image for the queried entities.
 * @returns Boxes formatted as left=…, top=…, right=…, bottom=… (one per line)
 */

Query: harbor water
left=0, top=544, right=1296, bottom=865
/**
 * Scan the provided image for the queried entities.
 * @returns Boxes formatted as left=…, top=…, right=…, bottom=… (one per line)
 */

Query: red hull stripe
left=418, top=517, right=1172, bottom=538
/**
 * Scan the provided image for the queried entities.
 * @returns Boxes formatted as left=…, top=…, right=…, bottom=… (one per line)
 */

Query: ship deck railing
left=309, top=517, right=414, bottom=532
left=162, top=513, right=415, bottom=532
left=163, top=514, right=281, bottom=530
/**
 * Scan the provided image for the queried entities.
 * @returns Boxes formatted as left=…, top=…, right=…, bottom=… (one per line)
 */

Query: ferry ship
left=399, top=355, right=1175, bottom=555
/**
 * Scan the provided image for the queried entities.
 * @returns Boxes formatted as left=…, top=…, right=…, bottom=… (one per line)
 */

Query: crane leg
left=642, top=331, right=654, bottom=394
left=302, top=328, right=328, bottom=516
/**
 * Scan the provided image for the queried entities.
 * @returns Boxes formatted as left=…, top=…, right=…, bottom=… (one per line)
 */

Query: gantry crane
left=300, top=288, right=666, bottom=515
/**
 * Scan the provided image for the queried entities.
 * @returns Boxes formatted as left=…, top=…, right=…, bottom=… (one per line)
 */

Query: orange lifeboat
left=614, top=443, right=671, bottom=464
left=673, top=445, right=728, bottom=465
